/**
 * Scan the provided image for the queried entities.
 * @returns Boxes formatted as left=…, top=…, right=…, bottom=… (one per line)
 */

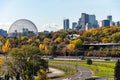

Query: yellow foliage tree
left=0, top=56, right=5, bottom=65
left=1, top=39, right=11, bottom=53
left=35, top=69, right=48, bottom=80
left=68, top=43, right=75, bottom=53
left=54, top=37, right=62, bottom=43
left=39, top=44, right=45, bottom=52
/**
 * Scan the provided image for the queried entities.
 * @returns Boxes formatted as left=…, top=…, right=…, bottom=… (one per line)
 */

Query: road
left=51, top=56, right=119, bottom=61
left=47, top=67, right=64, bottom=78
left=50, top=63, right=93, bottom=80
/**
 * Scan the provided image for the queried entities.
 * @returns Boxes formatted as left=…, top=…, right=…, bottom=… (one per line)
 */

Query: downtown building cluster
left=63, top=13, right=120, bottom=31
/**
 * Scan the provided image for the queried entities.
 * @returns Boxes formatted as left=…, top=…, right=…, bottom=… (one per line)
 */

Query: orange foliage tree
left=1, top=39, right=11, bottom=53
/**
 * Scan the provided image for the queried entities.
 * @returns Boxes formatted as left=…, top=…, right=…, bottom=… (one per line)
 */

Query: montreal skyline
left=0, top=0, right=120, bottom=32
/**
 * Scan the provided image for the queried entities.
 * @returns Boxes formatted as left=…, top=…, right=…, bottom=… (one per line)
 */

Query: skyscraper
left=63, top=19, right=69, bottom=30
left=72, top=22, right=77, bottom=30
left=107, top=15, right=113, bottom=26
left=81, top=13, right=89, bottom=30
left=78, top=18, right=81, bottom=26
left=107, top=15, right=112, bottom=22
left=89, top=15, right=98, bottom=28
left=102, top=20, right=110, bottom=27
left=115, top=21, right=120, bottom=26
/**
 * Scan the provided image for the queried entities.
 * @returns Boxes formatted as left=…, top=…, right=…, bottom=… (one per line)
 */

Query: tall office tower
left=89, top=15, right=96, bottom=27
left=81, top=13, right=89, bottom=30
left=72, top=22, right=77, bottom=30
left=99, top=21, right=103, bottom=28
left=115, top=21, right=120, bottom=26
left=107, top=15, right=113, bottom=26
left=78, top=18, right=81, bottom=26
left=107, top=15, right=112, bottom=22
left=63, top=19, right=69, bottom=30
left=85, top=23, right=91, bottom=30
left=102, top=20, right=110, bottom=27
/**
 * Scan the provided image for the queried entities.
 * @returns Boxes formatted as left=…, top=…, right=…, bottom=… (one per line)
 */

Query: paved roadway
left=50, top=63, right=93, bottom=80
left=47, top=67, right=64, bottom=78
left=52, top=56, right=119, bottom=61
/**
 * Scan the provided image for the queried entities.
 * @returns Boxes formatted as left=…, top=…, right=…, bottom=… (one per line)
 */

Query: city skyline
left=0, top=0, right=120, bottom=32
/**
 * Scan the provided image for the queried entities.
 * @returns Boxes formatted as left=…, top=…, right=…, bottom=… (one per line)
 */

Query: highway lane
left=50, top=56, right=119, bottom=61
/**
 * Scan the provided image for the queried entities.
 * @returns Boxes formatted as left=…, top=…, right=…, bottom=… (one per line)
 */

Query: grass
left=49, top=60, right=116, bottom=77
left=49, top=63, right=77, bottom=79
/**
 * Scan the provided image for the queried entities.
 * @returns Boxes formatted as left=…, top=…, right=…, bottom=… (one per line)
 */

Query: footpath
left=47, top=67, right=64, bottom=79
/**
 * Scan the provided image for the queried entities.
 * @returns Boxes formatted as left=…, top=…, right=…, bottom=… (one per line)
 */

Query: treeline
left=0, top=26, right=120, bottom=56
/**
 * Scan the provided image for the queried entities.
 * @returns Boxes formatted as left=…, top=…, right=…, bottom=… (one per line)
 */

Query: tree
left=87, top=59, right=92, bottom=65
left=68, top=39, right=82, bottom=55
left=39, top=44, right=46, bottom=54
left=1, top=45, right=48, bottom=80
left=1, top=39, right=11, bottom=53
left=54, top=37, right=62, bottom=44
left=114, top=59, right=120, bottom=80
left=35, top=69, right=48, bottom=80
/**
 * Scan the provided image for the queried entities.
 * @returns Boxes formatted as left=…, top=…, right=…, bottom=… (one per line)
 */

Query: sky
left=0, top=0, right=120, bottom=32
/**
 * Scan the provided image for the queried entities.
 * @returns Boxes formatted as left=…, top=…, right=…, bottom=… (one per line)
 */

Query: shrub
left=87, top=59, right=92, bottom=65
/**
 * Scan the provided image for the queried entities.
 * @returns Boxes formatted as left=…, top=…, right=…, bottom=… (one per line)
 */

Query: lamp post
left=75, top=49, right=78, bottom=72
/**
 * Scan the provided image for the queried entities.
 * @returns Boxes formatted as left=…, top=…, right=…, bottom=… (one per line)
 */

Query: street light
left=75, top=49, right=78, bottom=72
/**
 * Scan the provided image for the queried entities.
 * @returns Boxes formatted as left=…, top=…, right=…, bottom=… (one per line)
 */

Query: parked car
left=48, top=56, right=54, bottom=59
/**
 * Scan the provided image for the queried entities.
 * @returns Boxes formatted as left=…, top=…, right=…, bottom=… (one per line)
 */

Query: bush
left=114, top=59, right=120, bottom=80
left=87, top=59, right=92, bottom=65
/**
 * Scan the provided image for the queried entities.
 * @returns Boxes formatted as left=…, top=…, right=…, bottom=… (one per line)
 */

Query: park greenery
left=86, top=59, right=92, bottom=65
left=0, top=45, right=48, bottom=80
left=114, top=59, right=120, bottom=80
left=0, top=26, right=120, bottom=56
left=49, top=60, right=115, bottom=77
left=0, top=26, right=120, bottom=79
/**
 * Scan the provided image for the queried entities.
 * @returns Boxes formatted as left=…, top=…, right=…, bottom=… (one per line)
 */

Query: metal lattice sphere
left=8, top=19, right=38, bottom=37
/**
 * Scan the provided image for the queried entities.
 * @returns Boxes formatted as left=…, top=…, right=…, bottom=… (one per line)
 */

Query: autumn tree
left=54, top=37, right=62, bottom=44
left=35, top=69, right=48, bottom=80
left=1, top=39, right=11, bottom=53
left=1, top=45, right=48, bottom=80
left=39, top=44, right=46, bottom=55
left=68, top=39, right=82, bottom=55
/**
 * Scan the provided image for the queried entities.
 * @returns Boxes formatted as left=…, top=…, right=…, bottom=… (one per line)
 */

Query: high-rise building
left=107, top=15, right=112, bottom=26
left=72, top=22, right=77, bottom=30
left=107, top=15, right=112, bottom=22
left=89, top=15, right=98, bottom=28
left=63, top=19, right=69, bottom=30
left=81, top=13, right=89, bottom=30
left=102, top=20, right=110, bottom=27
left=78, top=18, right=81, bottom=26
left=115, top=21, right=120, bottom=26
left=99, top=21, right=103, bottom=27
left=85, top=23, right=91, bottom=30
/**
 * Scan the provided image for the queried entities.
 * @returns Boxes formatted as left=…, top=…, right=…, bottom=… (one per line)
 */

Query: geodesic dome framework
left=8, top=19, right=38, bottom=37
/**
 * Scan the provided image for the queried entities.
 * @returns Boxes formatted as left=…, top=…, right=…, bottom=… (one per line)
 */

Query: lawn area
left=49, top=60, right=116, bottom=77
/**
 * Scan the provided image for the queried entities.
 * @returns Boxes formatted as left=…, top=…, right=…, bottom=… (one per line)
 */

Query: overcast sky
left=0, top=0, right=119, bottom=32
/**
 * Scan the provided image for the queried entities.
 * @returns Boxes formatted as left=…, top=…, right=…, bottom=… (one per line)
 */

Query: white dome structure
left=8, top=19, right=38, bottom=37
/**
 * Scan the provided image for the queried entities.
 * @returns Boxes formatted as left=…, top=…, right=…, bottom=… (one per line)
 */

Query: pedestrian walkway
left=47, top=67, right=64, bottom=78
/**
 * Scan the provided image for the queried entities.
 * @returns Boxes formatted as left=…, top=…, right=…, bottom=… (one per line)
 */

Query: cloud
left=39, top=23, right=62, bottom=32
left=0, top=22, right=11, bottom=32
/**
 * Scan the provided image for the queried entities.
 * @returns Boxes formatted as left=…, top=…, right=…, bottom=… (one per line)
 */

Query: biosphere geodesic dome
left=8, top=19, right=38, bottom=37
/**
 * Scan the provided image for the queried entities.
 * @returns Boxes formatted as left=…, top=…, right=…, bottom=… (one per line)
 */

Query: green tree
left=114, top=59, right=120, bottom=80
left=2, top=45, right=48, bottom=80
left=86, top=59, right=92, bottom=65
